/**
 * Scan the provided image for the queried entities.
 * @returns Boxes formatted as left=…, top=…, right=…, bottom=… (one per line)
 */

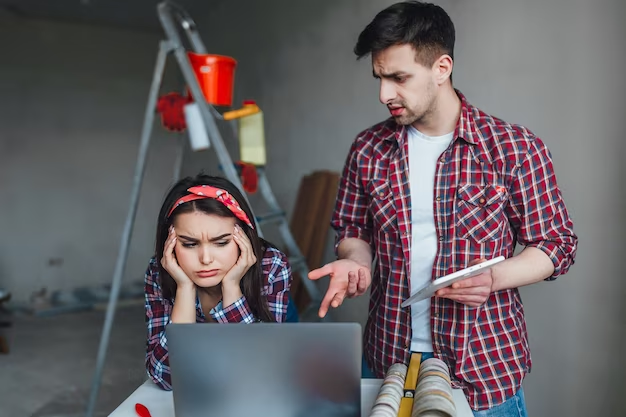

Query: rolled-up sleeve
left=507, top=138, right=578, bottom=278
left=144, top=259, right=173, bottom=390
left=262, top=247, right=291, bottom=323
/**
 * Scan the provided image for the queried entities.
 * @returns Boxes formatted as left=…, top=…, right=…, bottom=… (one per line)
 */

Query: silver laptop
left=166, top=322, right=362, bottom=417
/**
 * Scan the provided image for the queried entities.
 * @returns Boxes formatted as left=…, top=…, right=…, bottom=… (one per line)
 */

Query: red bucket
left=187, top=52, right=237, bottom=107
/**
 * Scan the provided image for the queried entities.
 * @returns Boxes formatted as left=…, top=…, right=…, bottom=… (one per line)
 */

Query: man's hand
left=435, top=258, right=493, bottom=307
left=308, top=259, right=371, bottom=318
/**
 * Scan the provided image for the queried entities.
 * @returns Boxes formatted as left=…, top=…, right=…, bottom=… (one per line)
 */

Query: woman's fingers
left=162, top=226, right=178, bottom=266
left=233, top=225, right=256, bottom=265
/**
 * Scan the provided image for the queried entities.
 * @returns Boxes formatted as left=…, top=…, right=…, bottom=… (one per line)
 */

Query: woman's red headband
left=167, top=185, right=254, bottom=229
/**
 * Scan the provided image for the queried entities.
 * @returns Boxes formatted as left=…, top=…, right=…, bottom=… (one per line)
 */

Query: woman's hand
left=161, top=226, right=194, bottom=289
left=222, top=225, right=257, bottom=290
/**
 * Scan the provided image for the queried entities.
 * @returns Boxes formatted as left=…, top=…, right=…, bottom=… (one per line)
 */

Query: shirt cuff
left=210, top=296, right=255, bottom=323
left=529, top=241, right=566, bottom=279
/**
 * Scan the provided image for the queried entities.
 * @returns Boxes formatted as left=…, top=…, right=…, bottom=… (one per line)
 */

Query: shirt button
left=479, top=198, right=486, bottom=204
left=379, top=192, right=385, bottom=197
left=439, top=236, right=444, bottom=241
left=435, top=196, right=441, bottom=201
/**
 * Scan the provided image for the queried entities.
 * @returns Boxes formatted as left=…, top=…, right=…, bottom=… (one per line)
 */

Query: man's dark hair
left=354, top=1, right=455, bottom=67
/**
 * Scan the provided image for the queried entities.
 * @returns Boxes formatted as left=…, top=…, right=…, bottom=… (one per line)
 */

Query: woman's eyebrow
left=177, top=235, right=198, bottom=242
left=209, top=233, right=231, bottom=242
left=177, top=233, right=231, bottom=242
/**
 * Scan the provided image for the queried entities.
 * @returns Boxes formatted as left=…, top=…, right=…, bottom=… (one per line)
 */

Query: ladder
left=86, top=2, right=323, bottom=416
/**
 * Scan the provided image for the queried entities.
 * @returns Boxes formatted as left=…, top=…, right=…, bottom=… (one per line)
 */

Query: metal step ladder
left=85, top=2, right=324, bottom=416
left=254, top=167, right=310, bottom=275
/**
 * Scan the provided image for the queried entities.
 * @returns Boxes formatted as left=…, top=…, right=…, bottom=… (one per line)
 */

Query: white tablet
left=401, top=256, right=506, bottom=308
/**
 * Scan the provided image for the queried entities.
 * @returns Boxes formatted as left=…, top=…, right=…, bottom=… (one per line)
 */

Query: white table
left=109, top=379, right=474, bottom=417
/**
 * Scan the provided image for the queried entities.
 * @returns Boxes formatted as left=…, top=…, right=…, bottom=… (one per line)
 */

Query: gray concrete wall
left=0, top=11, right=181, bottom=303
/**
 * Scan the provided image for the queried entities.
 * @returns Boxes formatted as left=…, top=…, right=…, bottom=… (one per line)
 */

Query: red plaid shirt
left=332, top=90, right=577, bottom=410
left=144, top=245, right=291, bottom=390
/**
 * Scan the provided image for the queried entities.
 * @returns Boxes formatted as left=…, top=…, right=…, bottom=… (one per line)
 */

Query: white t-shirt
left=407, top=126, right=454, bottom=352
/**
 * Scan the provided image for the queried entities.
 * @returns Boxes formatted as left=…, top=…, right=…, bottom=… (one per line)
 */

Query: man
left=308, top=1, right=577, bottom=415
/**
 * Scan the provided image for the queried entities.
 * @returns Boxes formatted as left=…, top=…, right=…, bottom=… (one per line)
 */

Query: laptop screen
left=166, top=322, right=362, bottom=417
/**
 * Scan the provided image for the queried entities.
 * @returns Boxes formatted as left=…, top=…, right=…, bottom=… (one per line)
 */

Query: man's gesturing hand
left=308, top=259, right=371, bottom=318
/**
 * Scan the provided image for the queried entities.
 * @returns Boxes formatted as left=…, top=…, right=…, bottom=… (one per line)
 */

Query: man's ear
left=433, top=54, right=453, bottom=85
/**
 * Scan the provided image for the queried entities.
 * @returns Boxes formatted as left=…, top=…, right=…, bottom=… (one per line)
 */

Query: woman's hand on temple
left=222, top=224, right=256, bottom=290
left=161, top=226, right=194, bottom=289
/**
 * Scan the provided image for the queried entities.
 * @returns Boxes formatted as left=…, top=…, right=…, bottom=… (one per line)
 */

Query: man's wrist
left=487, top=261, right=506, bottom=292
left=352, top=258, right=371, bottom=270
left=337, top=238, right=373, bottom=269
left=344, top=253, right=372, bottom=270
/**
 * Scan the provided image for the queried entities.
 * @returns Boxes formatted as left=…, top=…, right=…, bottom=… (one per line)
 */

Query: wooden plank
left=0, top=335, right=8, bottom=354
left=289, top=174, right=317, bottom=312
left=288, top=171, right=341, bottom=313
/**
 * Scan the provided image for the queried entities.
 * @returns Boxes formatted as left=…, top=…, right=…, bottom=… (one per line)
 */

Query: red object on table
left=135, top=403, right=152, bottom=417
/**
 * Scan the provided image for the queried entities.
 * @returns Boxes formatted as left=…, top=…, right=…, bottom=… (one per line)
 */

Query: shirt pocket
left=455, top=183, right=507, bottom=243
left=367, top=179, right=398, bottom=233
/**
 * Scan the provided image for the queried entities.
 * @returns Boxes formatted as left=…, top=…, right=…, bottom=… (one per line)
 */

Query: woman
left=144, top=174, right=293, bottom=390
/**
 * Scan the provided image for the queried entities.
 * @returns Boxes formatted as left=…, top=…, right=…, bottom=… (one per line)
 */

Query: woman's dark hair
left=354, top=1, right=455, bottom=67
left=155, top=174, right=275, bottom=322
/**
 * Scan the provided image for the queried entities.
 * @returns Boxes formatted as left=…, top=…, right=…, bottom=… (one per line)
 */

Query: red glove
left=156, top=92, right=193, bottom=132
left=236, top=161, right=258, bottom=193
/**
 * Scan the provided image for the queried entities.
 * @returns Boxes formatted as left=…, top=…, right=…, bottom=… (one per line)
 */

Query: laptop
left=166, top=322, right=362, bottom=417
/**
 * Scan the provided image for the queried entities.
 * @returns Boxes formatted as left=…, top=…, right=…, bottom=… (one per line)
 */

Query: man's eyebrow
left=373, top=70, right=409, bottom=79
